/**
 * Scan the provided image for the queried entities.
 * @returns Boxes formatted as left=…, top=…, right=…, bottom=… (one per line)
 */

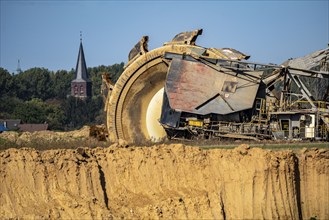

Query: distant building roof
left=0, top=119, right=21, bottom=130
left=18, top=124, right=48, bottom=132
left=72, top=41, right=91, bottom=83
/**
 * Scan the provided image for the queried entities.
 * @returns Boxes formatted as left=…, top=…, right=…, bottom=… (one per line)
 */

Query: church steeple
left=71, top=34, right=92, bottom=98
left=73, top=41, right=90, bottom=82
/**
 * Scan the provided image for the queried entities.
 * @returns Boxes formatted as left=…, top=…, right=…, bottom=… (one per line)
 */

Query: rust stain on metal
left=165, top=58, right=262, bottom=115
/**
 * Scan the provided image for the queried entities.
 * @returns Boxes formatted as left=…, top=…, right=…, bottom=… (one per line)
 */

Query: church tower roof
left=72, top=40, right=90, bottom=82
left=71, top=34, right=92, bottom=98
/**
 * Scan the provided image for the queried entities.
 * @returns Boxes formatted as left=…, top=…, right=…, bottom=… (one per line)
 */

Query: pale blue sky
left=1, top=0, right=328, bottom=73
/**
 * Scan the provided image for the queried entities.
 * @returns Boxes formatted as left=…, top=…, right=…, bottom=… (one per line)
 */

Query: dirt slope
left=0, top=144, right=328, bottom=219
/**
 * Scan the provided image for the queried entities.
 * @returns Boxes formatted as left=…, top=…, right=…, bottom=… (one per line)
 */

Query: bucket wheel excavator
left=104, top=29, right=329, bottom=143
left=106, top=29, right=241, bottom=142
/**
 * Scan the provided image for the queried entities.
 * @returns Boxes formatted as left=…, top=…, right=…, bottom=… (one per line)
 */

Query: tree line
left=0, top=63, right=124, bottom=130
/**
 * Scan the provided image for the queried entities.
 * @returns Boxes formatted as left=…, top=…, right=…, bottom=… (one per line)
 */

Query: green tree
left=14, top=68, right=53, bottom=100
left=0, top=68, right=14, bottom=97
left=61, top=96, right=104, bottom=129
left=88, top=62, right=124, bottom=96
left=0, top=96, right=23, bottom=119
left=46, top=104, right=65, bottom=130
left=13, top=98, right=47, bottom=123
left=51, top=69, right=74, bottom=99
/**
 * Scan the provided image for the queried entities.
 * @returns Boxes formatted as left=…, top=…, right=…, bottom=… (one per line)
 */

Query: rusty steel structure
left=103, top=29, right=329, bottom=143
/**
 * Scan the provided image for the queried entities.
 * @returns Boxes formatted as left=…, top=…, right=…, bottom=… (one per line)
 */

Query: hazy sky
left=1, top=0, right=328, bottom=73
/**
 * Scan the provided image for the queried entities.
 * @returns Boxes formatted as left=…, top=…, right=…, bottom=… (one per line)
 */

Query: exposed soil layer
left=0, top=144, right=328, bottom=219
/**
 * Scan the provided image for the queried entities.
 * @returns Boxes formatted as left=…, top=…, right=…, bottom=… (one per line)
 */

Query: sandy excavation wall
left=0, top=144, right=328, bottom=219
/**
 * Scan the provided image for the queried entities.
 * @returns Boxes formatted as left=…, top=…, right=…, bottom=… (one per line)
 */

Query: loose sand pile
left=0, top=143, right=328, bottom=219
left=0, top=126, right=110, bottom=151
left=0, top=126, right=91, bottom=144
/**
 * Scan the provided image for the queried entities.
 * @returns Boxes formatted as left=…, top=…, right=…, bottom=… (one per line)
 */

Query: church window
left=74, top=85, right=78, bottom=95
